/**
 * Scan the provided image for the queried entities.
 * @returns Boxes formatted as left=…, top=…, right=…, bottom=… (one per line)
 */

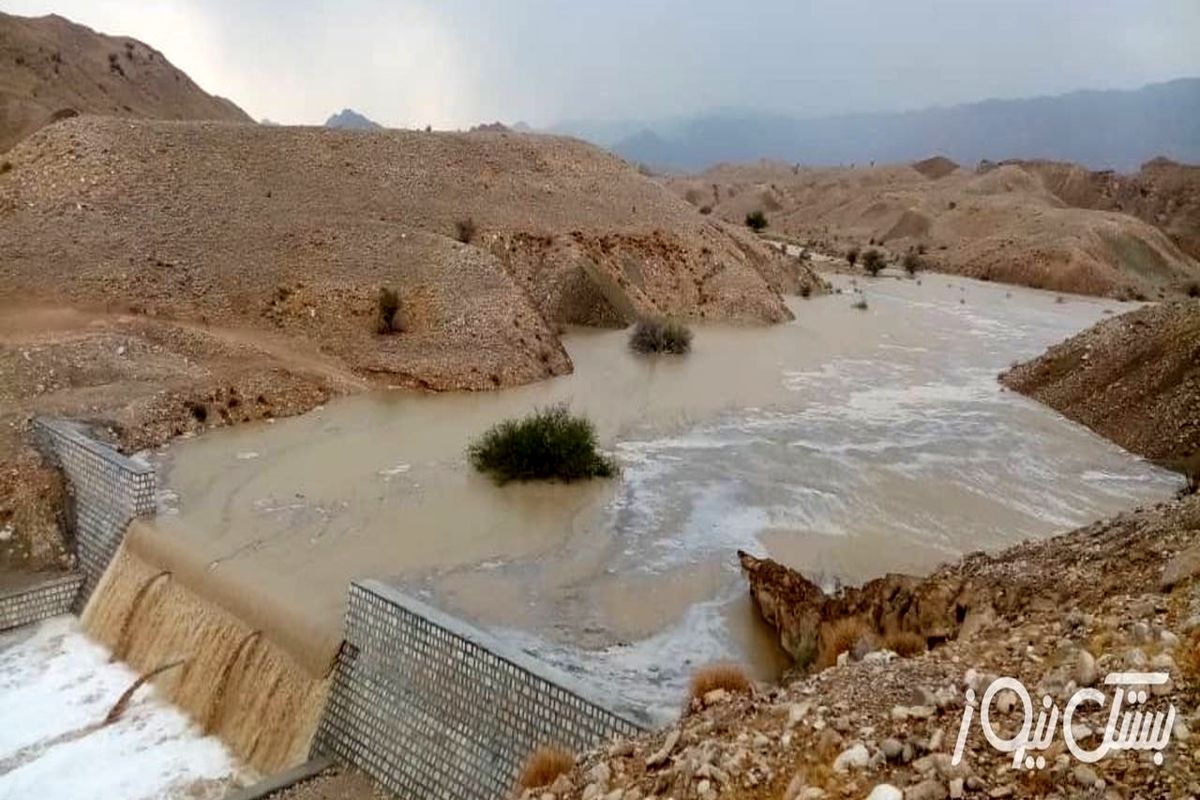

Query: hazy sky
left=4, top=0, right=1199, bottom=128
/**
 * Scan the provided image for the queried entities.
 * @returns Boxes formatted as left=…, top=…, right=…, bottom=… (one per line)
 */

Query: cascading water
left=81, top=523, right=332, bottom=773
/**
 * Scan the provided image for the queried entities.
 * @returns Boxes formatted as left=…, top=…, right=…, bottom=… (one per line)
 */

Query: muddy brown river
left=151, top=274, right=1180, bottom=720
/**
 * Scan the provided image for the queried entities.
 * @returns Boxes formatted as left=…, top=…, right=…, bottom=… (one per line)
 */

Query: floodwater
left=0, top=616, right=251, bottom=800
left=151, top=274, right=1181, bottom=720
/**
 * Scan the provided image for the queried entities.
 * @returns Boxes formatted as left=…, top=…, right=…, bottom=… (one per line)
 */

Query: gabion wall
left=0, top=573, right=84, bottom=632
left=33, top=418, right=156, bottom=602
left=314, top=580, right=646, bottom=800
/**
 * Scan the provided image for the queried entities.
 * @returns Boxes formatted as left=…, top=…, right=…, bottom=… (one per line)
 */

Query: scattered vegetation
left=0, top=161, right=11, bottom=175
left=698, top=205, right=712, bottom=215
left=375, top=287, right=402, bottom=334
left=517, top=747, right=575, bottom=790
left=861, top=248, right=885, bottom=276
left=851, top=295, right=869, bottom=311
left=800, top=284, right=812, bottom=299
left=816, top=616, right=874, bottom=670
left=1186, top=281, right=1200, bottom=299
left=186, top=401, right=208, bottom=423
left=902, top=252, right=922, bottom=276
left=688, top=663, right=751, bottom=705
left=745, top=210, right=768, bottom=231
left=629, top=318, right=693, bottom=355
left=845, top=247, right=860, bottom=267
left=1181, top=468, right=1198, bottom=498
left=882, top=630, right=927, bottom=657
left=468, top=404, right=616, bottom=484
left=454, top=217, right=477, bottom=244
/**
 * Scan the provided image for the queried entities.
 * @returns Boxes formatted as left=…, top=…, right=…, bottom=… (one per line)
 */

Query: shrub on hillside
left=1186, top=281, right=1200, bottom=298
left=0, top=161, right=11, bottom=175
left=861, top=248, right=885, bottom=276
left=846, top=247, right=860, bottom=267
left=375, top=287, right=401, bottom=334
left=902, top=252, right=922, bottom=276
left=745, top=210, right=768, bottom=231
left=629, top=318, right=693, bottom=355
left=851, top=295, right=868, bottom=311
left=687, top=663, right=751, bottom=706
left=517, top=747, right=575, bottom=790
left=468, top=405, right=616, bottom=484
left=816, top=616, right=875, bottom=669
left=454, top=217, right=477, bottom=244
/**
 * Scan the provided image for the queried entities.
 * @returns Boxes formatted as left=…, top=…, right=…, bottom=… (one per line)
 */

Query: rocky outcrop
left=737, top=551, right=978, bottom=669
left=517, top=494, right=1200, bottom=800
left=1002, top=300, right=1200, bottom=475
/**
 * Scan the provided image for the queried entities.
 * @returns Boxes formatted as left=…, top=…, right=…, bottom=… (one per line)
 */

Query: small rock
left=587, top=762, right=611, bottom=787
left=645, top=729, right=679, bottom=768
left=1131, top=622, right=1152, bottom=645
left=881, top=738, right=904, bottom=762
left=1161, top=544, right=1200, bottom=591
left=864, top=785, right=902, bottom=800
left=833, top=743, right=870, bottom=772
left=906, top=779, right=948, bottom=800
left=949, top=777, right=964, bottom=799
left=1075, top=649, right=1097, bottom=687
left=1073, top=764, right=1099, bottom=787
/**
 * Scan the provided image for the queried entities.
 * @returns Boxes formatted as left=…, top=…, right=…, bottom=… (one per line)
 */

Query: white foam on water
left=0, top=617, right=249, bottom=800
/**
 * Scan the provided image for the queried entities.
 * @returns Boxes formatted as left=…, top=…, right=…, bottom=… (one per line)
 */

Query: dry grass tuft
left=816, top=616, right=876, bottom=669
left=688, top=663, right=751, bottom=704
left=883, top=630, right=927, bottom=658
left=517, top=746, right=575, bottom=790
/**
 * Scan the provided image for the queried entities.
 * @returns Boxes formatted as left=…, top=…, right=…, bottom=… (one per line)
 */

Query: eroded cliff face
left=738, top=551, right=980, bottom=670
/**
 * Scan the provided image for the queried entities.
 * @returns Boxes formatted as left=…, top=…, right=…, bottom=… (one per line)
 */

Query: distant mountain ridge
left=0, top=12, right=251, bottom=152
left=325, top=108, right=381, bottom=130
left=556, top=79, right=1200, bottom=172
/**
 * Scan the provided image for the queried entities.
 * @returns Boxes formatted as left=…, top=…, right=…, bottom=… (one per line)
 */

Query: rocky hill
left=588, top=78, right=1200, bottom=172
left=0, top=115, right=819, bottom=570
left=0, top=12, right=251, bottom=153
left=1010, top=157, right=1200, bottom=264
left=325, top=109, right=381, bottom=130
left=1002, top=300, right=1200, bottom=476
left=667, top=159, right=1200, bottom=298
left=0, top=117, right=813, bottom=389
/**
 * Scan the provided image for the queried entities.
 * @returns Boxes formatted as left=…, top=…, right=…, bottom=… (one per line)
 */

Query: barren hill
left=1007, top=157, right=1200, bottom=263
left=0, top=117, right=815, bottom=390
left=0, top=12, right=251, bottom=152
left=668, top=158, right=1200, bottom=298
left=0, top=116, right=818, bottom=570
left=1002, top=300, right=1200, bottom=475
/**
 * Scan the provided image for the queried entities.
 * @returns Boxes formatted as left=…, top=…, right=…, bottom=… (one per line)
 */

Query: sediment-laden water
left=81, top=529, right=331, bottom=773
left=151, top=275, right=1181, bottom=720
left=0, top=616, right=251, bottom=800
